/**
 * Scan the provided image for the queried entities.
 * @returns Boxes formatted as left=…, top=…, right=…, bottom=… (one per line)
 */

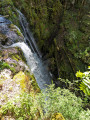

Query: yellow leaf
left=76, top=70, right=84, bottom=78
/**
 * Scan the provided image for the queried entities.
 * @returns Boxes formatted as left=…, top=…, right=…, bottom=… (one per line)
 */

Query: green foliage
left=0, top=61, right=10, bottom=70
left=0, top=61, right=16, bottom=73
left=63, top=10, right=89, bottom=64
left=76, top=70, right=85, bottom=78
left=1, top=84, right=90, bottom=120
left=0, top=0, right=13, bottom=7
left=0, top=0, right=20, bottom=27
left=76, top=68, right=90, bottom=96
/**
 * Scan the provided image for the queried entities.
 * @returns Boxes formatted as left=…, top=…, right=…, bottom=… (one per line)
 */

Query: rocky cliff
left=0, top=15, right=40, bottom=119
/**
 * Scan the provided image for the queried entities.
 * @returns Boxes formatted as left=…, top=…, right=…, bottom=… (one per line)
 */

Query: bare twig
left=0, top=15, right=9, bottom=18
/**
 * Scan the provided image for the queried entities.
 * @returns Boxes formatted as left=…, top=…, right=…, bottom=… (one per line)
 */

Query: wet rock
left=0, top=15, right=12, bottom=25
left=0, top=16, right=24, bottom=47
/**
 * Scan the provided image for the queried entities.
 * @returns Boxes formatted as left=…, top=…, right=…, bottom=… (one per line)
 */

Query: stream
left=12, top=42, right=51, bottom=90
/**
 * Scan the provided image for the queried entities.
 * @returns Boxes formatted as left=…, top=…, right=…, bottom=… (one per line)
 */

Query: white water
left=17, top=10, right=42, bottom=58
left=11, top=42, right=51, bottom=90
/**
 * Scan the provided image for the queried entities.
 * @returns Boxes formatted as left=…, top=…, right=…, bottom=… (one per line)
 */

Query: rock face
left=0, top=16, right=24, bottom=47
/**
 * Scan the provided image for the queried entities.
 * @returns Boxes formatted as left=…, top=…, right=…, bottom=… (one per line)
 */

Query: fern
left=76, top=68, right=90, bottom=97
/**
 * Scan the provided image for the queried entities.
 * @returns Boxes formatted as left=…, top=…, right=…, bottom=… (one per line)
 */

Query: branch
left=0, top=15, right=9, bottom=18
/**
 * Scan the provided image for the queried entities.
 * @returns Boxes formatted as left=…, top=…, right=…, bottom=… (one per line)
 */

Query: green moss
left=16, top=29, right=22, bottom=36
left=10, top=63, right=17, bottom=67
left=9, top=48, right=26, bottom=63
left=30, top=74, right=40, bottom=92
left=9, top=24, right=23, bottom=37
left=0, top=61, right=10, bottom=70
left=17, top=48, right=26, bottom=62
left=13, top=71, right=30, bottom=92
left=11, top=54, right=21, bottom=61
left=25, top=70, right=40, bottom=93
left=0, top=61, right=16, bottom=73
left=11, top=56, right=18, bottom=61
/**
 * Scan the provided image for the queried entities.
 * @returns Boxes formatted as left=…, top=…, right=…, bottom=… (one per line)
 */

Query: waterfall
left=17, top=10, right=42, bottom=58
left=11, top=10, right=51, bottom=90
left=11, top=42, right=51, bottom=90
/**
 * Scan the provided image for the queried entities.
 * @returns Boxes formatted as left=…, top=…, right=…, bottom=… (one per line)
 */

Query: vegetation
left=0, top=61, right=16, bottom=73
left=0, top=84, right=90, bottom=120
left=0, top=0, right=20, bottom=27
left=76, top=67, right=90, bottom=97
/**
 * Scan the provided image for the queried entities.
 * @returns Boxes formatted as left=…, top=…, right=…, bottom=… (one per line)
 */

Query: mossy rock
left=9, top=24, right=23, bottom=37
left=13, top=71, right=30, bottom=92
left=25, top=70, right=40, bottom=93
left=0, top=47, right=27, bottom=76
left=0, top=47, right=40, bottom=92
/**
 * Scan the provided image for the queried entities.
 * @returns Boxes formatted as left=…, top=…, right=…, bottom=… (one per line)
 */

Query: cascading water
left=12, top=42, right=51, bottom=90
left=17, top=10, right=42, bottom=58
left=11, top=10, right=51, bottom=90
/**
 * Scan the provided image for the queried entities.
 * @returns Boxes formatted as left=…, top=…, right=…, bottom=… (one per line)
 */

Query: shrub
left=1, top=84, right=90, bottom=120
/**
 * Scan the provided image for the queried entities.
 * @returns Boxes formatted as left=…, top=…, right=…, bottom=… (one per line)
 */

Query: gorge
left=0, top=0, right=90, bottom=120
